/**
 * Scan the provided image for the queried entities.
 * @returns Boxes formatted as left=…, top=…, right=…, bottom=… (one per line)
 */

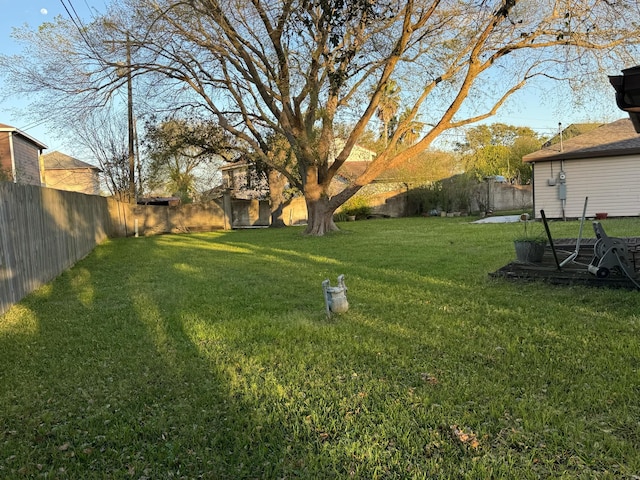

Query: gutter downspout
left=559, top=123, right=566, bottom=221
left=531, top=162, right=536, bottom=218
left=561, top=159, right=566, bottom=221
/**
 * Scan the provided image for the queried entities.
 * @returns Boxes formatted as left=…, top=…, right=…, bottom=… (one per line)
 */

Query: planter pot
left=514, top=240, right=546, bottom=263
left=347, top=215, right=356, bottom=221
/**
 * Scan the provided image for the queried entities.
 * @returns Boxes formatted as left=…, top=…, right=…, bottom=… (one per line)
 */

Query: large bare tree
left=72, top=109, right=133, bottom=201
left=2, top=0, right=639, bottom=234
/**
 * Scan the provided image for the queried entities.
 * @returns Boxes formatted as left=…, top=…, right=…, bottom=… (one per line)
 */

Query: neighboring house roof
left=0, top=123, right=48, bottom=150
left=220, top=142, right=377, bottom=172
left=336, top=161, right=369, bottom=180
left=219, top=159, right=247, bottom=171
left=221, top=145, right=378, bottom=184
left=42, top=151, right=101, bottom=171
left=331, top=140, right=377, bottom=162
left=523, top=118, right=640, bottom=163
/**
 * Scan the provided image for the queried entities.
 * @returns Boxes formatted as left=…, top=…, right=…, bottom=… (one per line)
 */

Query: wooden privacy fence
left=0, top=183, right=116, bottom=315
left=0, top=184, right=323, bottom=316
left=0, top=184, right=236, bottom=315
left=111, top=198, right=230, bottom=237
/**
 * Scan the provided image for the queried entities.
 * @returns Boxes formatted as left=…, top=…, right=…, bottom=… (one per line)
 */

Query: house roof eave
left=0, top=125, right=48, bottom=150
left=524, top=148, right=640, bottom=163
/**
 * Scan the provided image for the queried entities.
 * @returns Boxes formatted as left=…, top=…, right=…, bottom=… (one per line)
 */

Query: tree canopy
left=459, top=123, right=542, bottom=183
left=143, top=118, right=237, bottom=202
left=1, top=0, right=639, bottom=233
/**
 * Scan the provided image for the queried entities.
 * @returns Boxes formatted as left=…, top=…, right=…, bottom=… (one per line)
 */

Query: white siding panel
left=13, top=136, right=42, bottom=186
left=533, top=155, right=640, bottom=219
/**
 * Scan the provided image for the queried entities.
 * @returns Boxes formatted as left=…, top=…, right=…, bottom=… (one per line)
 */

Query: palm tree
left=376, top=80, right=401, bottom=147
left=397, top=107, right=424, bottom=146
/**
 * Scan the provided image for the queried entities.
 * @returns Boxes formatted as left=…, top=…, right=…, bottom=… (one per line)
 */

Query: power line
left=14, top=118, right=50, bottom=134
left=58, top=0, right=83, bottom=32
left=67, top=0, right=86, bottom=25
left=58, top=0, right=93, bottom=51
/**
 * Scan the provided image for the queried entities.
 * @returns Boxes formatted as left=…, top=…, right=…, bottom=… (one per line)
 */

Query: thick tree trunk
left=304, top=195, right=339, bottom=236
left=268, top=168, right=287, bottom=228
left=270, top=205, right=287, bottom=228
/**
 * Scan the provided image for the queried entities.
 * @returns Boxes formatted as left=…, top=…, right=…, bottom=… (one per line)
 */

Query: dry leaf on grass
left=421, top=372, right=438, bottom=385
left=450, top=425, right=480, bottom=450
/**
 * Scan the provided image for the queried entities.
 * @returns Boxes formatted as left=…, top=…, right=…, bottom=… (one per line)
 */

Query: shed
left=523, top=118, right=640, bottom=219
left=0, top=123, right=47, bottom=186
left=137, top=196, right=181, bottom=206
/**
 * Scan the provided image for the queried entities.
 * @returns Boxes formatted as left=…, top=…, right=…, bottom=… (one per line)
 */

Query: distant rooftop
left=542, top=123, right=602, bottom=148
left=42, top=151, right=101, bottom=171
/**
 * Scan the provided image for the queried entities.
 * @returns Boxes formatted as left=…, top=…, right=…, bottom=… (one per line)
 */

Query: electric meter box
left=558, top=184, right=567, bottom=200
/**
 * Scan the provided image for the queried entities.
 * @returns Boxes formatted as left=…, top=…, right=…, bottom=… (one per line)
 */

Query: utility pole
left=558, top=122, right=563, bottom=152
left=110, top=34, right=137, bottom=203
left=125, top=34, right=136, bottom=203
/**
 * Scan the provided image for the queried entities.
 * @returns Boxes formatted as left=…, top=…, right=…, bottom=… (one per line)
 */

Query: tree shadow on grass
left=0, top=236, right=330, bottom=479
left=4, top=228, right=640, bottom=478
left=186, top=228, right=640, bottom=477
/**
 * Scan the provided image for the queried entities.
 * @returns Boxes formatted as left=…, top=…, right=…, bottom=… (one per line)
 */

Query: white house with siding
left=523, top=118, right=640, bottom=219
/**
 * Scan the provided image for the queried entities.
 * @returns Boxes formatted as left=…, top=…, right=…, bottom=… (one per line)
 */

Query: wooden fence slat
left=0, top=184, right=112, bottom=315
left=1, top=184, right=230, bottom=316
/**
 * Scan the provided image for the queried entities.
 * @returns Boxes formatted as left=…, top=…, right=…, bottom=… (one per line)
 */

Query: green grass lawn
left=1, top=217, right=639, bottom=479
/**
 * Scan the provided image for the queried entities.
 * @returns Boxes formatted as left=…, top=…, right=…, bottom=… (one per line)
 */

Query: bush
left=407, top=184, right=441, bottom=215
left=340, top=195, right=372, bottom=219
left=333, top=212, right=348, bottom=222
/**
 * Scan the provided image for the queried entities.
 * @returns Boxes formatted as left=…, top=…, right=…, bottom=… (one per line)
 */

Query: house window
left=224, top=172, right=233, bottom=189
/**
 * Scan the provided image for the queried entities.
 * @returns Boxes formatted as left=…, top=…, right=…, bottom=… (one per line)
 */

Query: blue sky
left=0, top=0, right=629, bottom=154
left=0, top=0, right=108, bottom=150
